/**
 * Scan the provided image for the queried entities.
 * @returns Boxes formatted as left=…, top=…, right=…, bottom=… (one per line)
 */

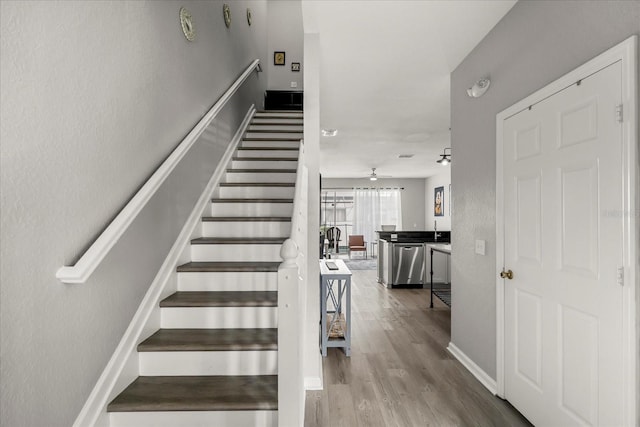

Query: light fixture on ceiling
left=321, top=129, right=338, bottom=137
left=466, top=78, right=490, bottom=98
left=369, top=168, right=378, bottom=181
left=436, top=148, right=451, bottom=166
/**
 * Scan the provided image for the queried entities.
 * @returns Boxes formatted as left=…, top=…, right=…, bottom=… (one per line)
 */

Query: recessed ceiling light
left=321, top=129, right=338, bottom=137
left=398, top=154, right=414, bottom=159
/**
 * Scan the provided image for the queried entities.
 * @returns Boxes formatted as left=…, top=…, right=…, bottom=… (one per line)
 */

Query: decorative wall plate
left=246, top=8, right=252, bottom=26
left=223, top=4, right=231, bottom=28
left=180, top=7, right=195, bottom=41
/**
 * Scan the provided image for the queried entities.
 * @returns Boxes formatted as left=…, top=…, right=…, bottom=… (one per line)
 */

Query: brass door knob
left=500, top=269, right=513, bottom=280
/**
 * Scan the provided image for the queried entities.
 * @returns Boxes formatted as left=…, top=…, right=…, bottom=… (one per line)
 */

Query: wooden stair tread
left=219, top=182, right=294, bottom=187
left=107, top=375, right=278, bottom=412
left=202, top=216, right=291, bottom=222
left=237, top=147, right=299, bottom=151
left=211, top=198, right=293, bottom=203
left=255, top=112, right=302, bottom=116
left=138, top=328, right=277, bottom=352
left=226, top=168, right=297, bottom=173
left=160, top=291, right=277, bottom=307
left=177, top=261, right=280, bottom=272
left=244, top=137, right=301, bottom=141
left=232, top=157, right=298, bottom=161
left=249, top=122, right=303, bottom=126
left=246, top=129, right=302, bottom=133
left=191, top=237, right=287, bottom=244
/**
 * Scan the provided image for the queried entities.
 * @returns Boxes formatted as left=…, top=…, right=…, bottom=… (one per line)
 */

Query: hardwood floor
left=305, top=269, right=532, bottom=427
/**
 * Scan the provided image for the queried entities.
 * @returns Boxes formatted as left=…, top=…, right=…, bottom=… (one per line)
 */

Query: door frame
left=495, top=35, right=638, bottom=425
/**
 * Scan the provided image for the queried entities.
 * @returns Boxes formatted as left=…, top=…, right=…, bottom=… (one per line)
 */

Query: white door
left=502, top=61, right=623, bottom=426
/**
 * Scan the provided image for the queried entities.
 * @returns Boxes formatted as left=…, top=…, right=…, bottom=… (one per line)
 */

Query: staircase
left=107, top=111, right=304, bottom=427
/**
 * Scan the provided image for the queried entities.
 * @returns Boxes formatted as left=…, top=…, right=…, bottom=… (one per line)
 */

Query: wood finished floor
left=305, top=269, right=532, bottom=427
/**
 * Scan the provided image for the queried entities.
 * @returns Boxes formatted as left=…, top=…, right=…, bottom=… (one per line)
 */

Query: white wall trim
left=304, top=376, right=323, bottom=391
left=304, top=342, right=324, bottom=391
left=72, top=106, right=255, bottom=427
left=56, top=59, right=260, bottom=284
left=448, top=342, right=497, bottom=395
left=495, top=35, right=637, bottom=424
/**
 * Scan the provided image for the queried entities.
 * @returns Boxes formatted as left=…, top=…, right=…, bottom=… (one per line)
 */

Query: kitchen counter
left=427, top=243, right=451, bottom=254
left=377, top=231, right=451, bottom=244
left=377, top=232, right=451, bottom=288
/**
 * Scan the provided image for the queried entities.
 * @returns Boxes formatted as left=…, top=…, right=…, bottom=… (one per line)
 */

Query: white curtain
left=353, top=188, right=402, bottom=244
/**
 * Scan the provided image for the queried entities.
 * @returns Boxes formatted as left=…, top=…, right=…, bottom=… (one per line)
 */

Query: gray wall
left=425, top=168, right=451, bottom=231
left=267, top=0, right=304, bottom=91
left=451, top=0, right=640, bottom=380
left=321, top=178, right=426, bottom=231
left=0, top=1, right=268, bottom=426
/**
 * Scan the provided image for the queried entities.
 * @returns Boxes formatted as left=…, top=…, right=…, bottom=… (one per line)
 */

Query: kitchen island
left=377, top=231, right=451, bottom=288
left=428, top=243, right=452, bottom=307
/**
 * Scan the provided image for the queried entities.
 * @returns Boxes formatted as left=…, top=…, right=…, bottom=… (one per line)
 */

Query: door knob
left=500, top=269, right=513, bottom=280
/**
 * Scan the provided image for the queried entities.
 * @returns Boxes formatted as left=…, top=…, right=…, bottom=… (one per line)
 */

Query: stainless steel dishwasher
left=392, top=243, right=425, bottom=286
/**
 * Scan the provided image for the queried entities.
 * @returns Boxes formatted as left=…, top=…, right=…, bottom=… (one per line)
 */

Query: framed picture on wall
left=274, top=51, right=286, bottom=66
left=434, top=186, right=444, bottom=217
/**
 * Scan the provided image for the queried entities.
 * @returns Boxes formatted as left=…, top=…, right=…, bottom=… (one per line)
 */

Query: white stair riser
left=232, top=159, right=298, bottom=169
left=235, top=149, right=299, bottom=158
left=190, top=244, right=283, bottom=262
left=178, top=272, right=278, bottom=292
left=225, top=172, right=296, bottom=183
left=211, top=202, right=293, bottom=217
left=139, top=351, right=277, bottom=376
left=245, top=132, right=303, bottom=140
left=110, top=411, right=277, bottom=427
left=202, top=221, right=291, bottom=238
left=218, top=186, right=294, bottom=199
left=161, top=307, right=277, bottom=329
left=254, top=112, right=302, bottom=118
left=252, top=120, right=303, bottom=126
left=249, top=125, right=303, bottom=132
left=242, top=140, right=300, bottom=149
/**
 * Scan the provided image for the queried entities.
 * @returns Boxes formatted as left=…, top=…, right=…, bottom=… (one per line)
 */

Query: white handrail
left=278, top=140, right=306, bottom=426
left=56, top=59, right=261, bottom=284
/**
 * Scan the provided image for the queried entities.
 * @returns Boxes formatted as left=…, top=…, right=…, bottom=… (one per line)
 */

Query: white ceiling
left=301, top=0, right=516, bottom=178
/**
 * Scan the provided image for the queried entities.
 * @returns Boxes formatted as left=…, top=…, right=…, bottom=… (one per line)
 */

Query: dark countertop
left=377, top=231, right=451, bottom=244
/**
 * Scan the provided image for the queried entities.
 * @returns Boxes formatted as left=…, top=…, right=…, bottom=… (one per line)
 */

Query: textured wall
left=267, top=0, right=304, bottom=91
left=424, top=168, right=451, bottom=231
left=0, top=1, right=267, bottom=426
left=321, top=178, right=426, bottom=231
left=450, top=0, right=640, bottom=379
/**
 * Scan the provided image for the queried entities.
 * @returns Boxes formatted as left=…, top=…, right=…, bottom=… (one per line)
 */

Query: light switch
left=475, top=239, right=486, bottom=256
left=290, top=81, right=298, bottom=88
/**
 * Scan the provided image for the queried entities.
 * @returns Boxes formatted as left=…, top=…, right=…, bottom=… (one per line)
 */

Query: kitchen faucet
left=434, top=220, right=441, bottom=242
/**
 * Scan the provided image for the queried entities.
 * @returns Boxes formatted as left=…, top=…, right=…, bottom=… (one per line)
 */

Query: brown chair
left=348, top=235, right=367, bottom=259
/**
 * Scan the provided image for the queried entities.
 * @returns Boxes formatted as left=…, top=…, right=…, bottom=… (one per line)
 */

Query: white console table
left=319, top=259, right=352, bottom=357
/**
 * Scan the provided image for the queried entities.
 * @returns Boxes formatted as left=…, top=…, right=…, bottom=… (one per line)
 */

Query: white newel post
left=278, top=239, right=304, bottom=426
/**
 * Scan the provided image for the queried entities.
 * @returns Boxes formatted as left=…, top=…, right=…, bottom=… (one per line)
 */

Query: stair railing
left=278, top=139, right=307, bottom=426
left=55, top=59, right=261, bottom=284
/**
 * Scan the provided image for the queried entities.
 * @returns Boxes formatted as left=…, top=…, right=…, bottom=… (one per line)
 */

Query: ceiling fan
left=366, top=168, right=392, bottom=181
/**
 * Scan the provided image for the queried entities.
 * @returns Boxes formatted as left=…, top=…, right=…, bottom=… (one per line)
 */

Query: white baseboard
left=73, top=106, right=254, bottom=427
left=304, top=347, right=323, bottom=391
left=447, top=342, right=497, bottom=395
left=304, top=376, right=323, bottom=391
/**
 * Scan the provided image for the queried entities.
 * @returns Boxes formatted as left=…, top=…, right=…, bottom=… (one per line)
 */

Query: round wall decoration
left=179, top=7, right=195, bottom=41
left=246, top=8, right=252, bottom=26
left=223, top=4, right=231, bottom=28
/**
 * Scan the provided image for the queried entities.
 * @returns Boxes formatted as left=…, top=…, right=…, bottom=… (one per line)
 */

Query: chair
left=348, top=235, right=367, bottom=259
left=325, top=227, right=341, bottom=253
